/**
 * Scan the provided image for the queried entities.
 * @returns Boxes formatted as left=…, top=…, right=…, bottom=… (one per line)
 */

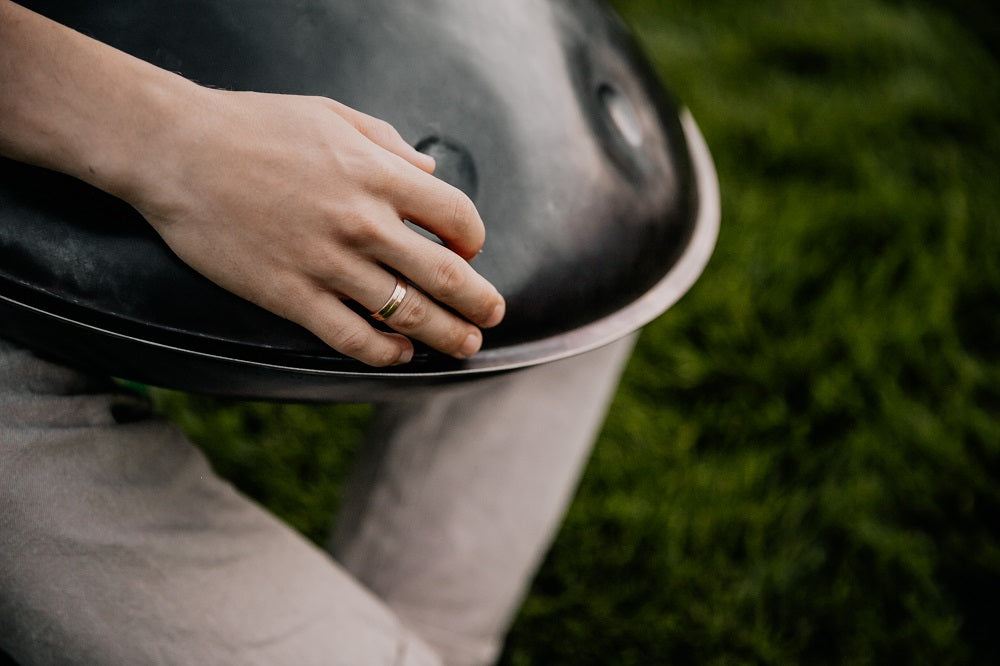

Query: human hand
left=127, top=89, right=505, bottom=366
left=0, top=4, right=502, bottom=366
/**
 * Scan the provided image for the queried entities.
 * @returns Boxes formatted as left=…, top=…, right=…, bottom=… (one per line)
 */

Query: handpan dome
left=0, top=0, right=719, bottom=400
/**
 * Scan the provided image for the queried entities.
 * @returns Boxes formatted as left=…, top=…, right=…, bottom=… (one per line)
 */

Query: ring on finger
left=371, top=277, right=407, bottom=322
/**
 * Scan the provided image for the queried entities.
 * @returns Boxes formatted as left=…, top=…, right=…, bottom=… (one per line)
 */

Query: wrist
left=93, top=65, right=204, bottom=206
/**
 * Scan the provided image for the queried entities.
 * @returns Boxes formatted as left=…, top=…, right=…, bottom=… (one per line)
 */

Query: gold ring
left=371, top=277, right=407, bottom=321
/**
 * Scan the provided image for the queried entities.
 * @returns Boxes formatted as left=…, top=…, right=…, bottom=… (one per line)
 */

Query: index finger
left=388, top=165, right=485, bottom=261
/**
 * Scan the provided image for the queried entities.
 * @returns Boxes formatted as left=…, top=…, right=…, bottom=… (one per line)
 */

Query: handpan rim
left=0, top=111, right=718, bottom=399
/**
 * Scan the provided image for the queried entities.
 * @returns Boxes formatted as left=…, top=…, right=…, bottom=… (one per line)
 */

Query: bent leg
left=331, top=335, right=637, bottom=666
left=0, top=340, right=440, bottom=666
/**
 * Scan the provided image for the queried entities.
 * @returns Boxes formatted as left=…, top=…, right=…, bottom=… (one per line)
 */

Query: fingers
left=327, top=114, right=502, bottom=326
left=292, top=290, right=414, bottom=367
left=323, top=97, right=485, bottom=260
left=294, top=273, right=486, bottom=366
left=355, top=149, right=504, bottom=337
left=286, top=242, right=500, bottom=365
left=389, top=166, right=487, bottom=261
left=378, top=228, right=505, bottom=330
left=324, top=98, right=436, bottom=174
left=301, top=97, right=506, bottom=364
left=354, top=270, right=487, bottom=360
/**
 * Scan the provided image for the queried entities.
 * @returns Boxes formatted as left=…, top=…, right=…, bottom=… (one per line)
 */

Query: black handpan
left=0, top=0, right=719, bottom=400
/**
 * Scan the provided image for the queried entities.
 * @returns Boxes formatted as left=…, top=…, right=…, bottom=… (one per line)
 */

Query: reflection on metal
left=599, top=84, right=644, bottom=148
left=0, top=0, right=720, bottom=400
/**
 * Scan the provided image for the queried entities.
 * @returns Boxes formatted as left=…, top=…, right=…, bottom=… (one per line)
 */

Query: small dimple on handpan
left=415, top=136, right=478, bottom=201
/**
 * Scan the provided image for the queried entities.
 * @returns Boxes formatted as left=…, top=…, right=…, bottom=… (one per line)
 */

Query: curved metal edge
left=452, top=107, right=722, bottom=373
left=0, top=110, right=719, bottom=386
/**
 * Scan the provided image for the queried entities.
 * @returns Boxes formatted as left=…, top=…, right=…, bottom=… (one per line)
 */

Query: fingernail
left=396, top=347, right=413, bottom=365
left=459, top=333, right=481, bottom=358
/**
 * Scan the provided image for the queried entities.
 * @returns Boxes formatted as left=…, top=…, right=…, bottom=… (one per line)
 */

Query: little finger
left=295, top=291, right=414, bottom=367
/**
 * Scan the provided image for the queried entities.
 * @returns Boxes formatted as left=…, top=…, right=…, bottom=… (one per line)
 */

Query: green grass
left=156, top=1, right=1000, bottom=663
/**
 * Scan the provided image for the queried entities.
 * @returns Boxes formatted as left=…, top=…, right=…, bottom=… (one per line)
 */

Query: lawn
left=156, top=1, right=1000, bottom=663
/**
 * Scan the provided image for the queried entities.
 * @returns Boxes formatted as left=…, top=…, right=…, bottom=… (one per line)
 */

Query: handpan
left=0, top=0, right=719, bottom=401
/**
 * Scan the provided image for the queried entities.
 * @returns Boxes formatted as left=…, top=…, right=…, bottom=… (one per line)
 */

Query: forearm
left=0, top=0, right=194, bottom=201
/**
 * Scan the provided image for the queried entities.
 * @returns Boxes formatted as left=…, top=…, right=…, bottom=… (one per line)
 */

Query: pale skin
left=0, top=0, right=505, bottom=367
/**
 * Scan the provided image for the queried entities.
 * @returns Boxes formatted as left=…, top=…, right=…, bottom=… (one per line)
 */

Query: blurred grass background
left=155, top=0, right=1000, bottom=663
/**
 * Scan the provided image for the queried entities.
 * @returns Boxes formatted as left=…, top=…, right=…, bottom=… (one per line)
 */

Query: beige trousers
left=0, top=334, right=635, bottom=666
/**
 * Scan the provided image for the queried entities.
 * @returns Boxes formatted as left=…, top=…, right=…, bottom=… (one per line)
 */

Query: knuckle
left=449, top=327, right=472, bottom=353
left=334, top=327, right=370, bottom=358
left=331, top=325, right=397, bottom=367
left=366, top=345, right=402, bottom=368
left=336, top=209, right=384, bottom=249
left=392, top=293, right=430, bottom=330
left=364, top=155, right=399, bottom=196
left=472, top=295, right=499, bottom=324
left=447, top=191, right=485, bottom=251
left=357, top=115, right=400, bottom=147
left=372, top=118, right=403, bottom=145
left=447, top=190, right=475, bottom=226
left=315, top=95, right=337, bottom=110
left=430, top=254, right=468, bottom=300
left=320, top=96, right=347, bottom=116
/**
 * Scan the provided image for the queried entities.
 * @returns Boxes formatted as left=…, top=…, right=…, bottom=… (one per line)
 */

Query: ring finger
left=377, top=226, right=505, bottom=329
left=352, top=267, right=484, bottom=360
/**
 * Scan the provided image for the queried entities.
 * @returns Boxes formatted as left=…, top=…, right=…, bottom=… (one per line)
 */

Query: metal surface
left=0, top=0, right=719, bottom=400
